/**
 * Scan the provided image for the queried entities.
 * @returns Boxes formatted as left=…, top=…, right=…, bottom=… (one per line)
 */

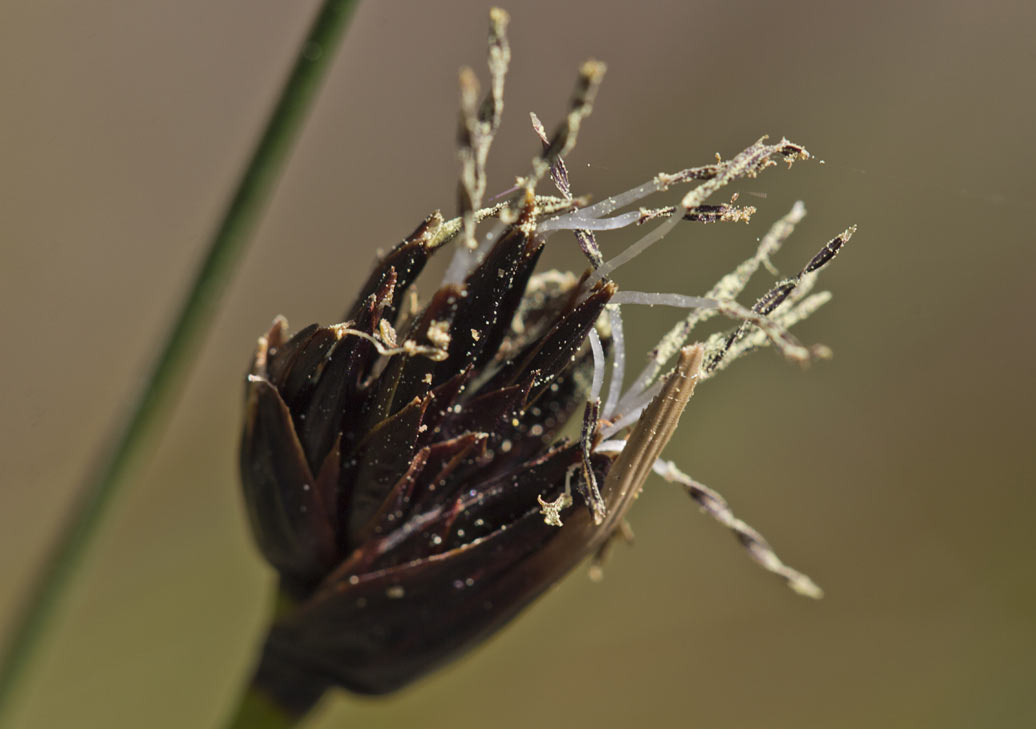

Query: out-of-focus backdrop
left=2, top=1, right=1034, bottom=727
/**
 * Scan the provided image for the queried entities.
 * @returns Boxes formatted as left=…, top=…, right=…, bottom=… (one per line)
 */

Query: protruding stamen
left=531, top=111, right=602, bottom=267
left=652, top=458, right=823, bottom=598
left=551, top=161, right=719, bottom=223
left=580, top=399, right=607, bottom=524
left=609, top=291, right=813, bottom=365
left=584, top=138, right=810, bottom=288
left=540, top=200, right=754, bottom=234
left=519, top=60, right=606, bottom=198
left=704, top=225, right=855, bottom=373
left=703, top=291, right=833, bottom=379
left=456, top=9, right=511, bottom=251
left=619, top=202, right=808, bottom=412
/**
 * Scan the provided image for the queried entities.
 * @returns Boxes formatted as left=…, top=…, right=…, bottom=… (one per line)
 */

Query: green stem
left=0, top=1, right=361, bottom=724
left=222, top=630, right=329, bottom=729
left=222, top=589, right=326, bottom=729
left=222, top=685, right=303, bottom=729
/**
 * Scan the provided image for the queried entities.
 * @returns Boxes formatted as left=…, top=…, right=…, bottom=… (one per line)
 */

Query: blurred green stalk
left=223, top=686, right=299, bottom=729
left=0, top=1, right=361, bottom=724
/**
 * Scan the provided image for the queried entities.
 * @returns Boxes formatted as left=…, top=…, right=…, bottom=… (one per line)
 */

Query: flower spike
left=237, top=10, right=853, bottom=721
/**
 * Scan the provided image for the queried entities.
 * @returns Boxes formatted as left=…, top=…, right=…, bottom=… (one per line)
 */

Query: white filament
left=599, top=379, right=664, bottom=439
left=617, top=360, right=657, bottom=418
left=610, top=290, right=718, bottom=310
left=594, top=439, right=627, bottom=454
left=551, top=173, right=673, bottom=223
left=588, top=327, right=605, bottom=403
left=603, top=305, right=625, bottom=418
left=586, top=214, right=683, bottom=287
left=537, top=209, right=642, bottom=233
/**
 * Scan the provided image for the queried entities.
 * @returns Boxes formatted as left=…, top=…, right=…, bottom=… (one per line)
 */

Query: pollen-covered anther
left=504, top=186, right=539, bottom=237
left=537, top=490, right=573, bottom=527
left=426, top=320, right=451, bottom=349
left=651, top=458, right=823, bottom=598
left=329, top=323, right=448, bottom=361
left=780, top=140, right=811, bottom=165
left=653, top=171, right=678, bottom=191
left=378, top=319, right=398, bottom=348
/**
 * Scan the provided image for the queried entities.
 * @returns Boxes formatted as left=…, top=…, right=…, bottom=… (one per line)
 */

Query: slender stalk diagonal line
left=0, top=1, right=361, bottom=722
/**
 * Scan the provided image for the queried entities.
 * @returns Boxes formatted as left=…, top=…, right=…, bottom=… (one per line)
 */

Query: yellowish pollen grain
left=538, top=490, right=573, bottom=527
left=427, top=320, right=451, bottom=349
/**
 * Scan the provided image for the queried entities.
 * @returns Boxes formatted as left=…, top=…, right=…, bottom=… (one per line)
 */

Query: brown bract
left=240, top=203, right=688, bottom=703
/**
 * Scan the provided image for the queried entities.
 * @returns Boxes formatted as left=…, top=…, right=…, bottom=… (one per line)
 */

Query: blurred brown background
left=2, top=1, right=1034, bottom=727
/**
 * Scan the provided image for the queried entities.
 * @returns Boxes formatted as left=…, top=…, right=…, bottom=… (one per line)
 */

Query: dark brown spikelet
left=241, top=197, right=623, bottom=703
left=238, top=8, right=852, bottom=720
